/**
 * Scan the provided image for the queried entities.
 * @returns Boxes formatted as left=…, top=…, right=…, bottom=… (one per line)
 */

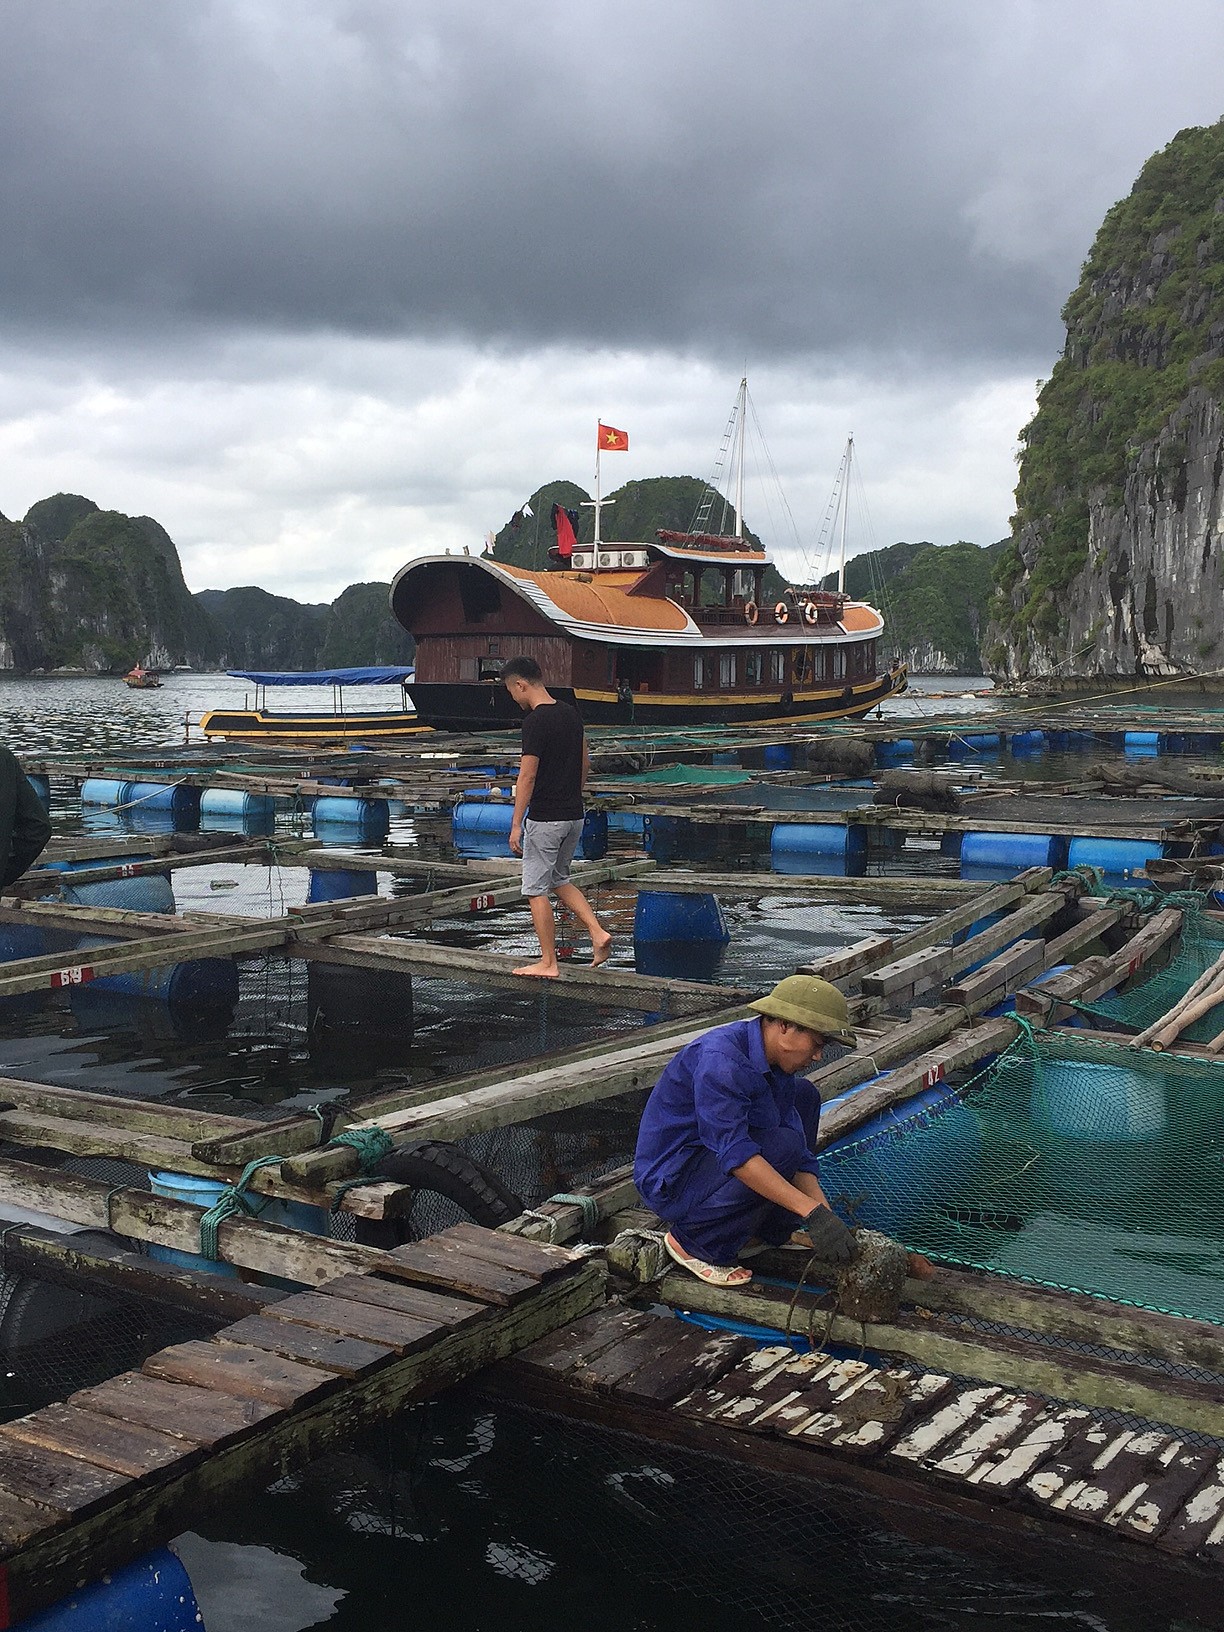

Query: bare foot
left=591, top=929, right=613, bottom=967
left=513, top=960, right=560, bottom=978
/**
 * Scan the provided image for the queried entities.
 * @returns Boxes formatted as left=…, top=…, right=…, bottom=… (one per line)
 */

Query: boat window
left=719, top=652, right=737, bottom=687
left=478, top=657, right=504, bottom=680
left=832, top=647, right=847, bottom=680
left=769, top=650, right=786, bottom=684
left=745, top=651, right=762, bottom=686
left=459, top=657, right=477, bottom=681
left=693, top=655, right=706, bottom=690
left=793, top=648, right=813, bottom=687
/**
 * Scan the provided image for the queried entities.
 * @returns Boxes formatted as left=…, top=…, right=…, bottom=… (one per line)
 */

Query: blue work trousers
left=664, top=1126, right=816, bottom=1266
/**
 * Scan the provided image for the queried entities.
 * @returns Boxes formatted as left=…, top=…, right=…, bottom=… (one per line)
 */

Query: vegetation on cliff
left=993, top=118, right=1224, bottom=652
left=825, top=540, right=1005, bottom=673
left=0, top=495, right=219, bottom=670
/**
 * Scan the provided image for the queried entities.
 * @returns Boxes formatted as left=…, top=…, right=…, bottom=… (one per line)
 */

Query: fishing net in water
left=819, top=1029, right=1224, bottom=1325
left=1077, top=894, right=1224, bottom=1040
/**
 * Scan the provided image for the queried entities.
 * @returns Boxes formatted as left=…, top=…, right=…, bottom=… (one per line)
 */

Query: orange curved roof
left=497, top=563, right=691, bottom=632
left=839, top=603, right=884, bottom=633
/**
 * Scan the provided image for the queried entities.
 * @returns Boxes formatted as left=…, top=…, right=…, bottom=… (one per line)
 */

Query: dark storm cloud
left=1, top=0, right=1221, bottom=366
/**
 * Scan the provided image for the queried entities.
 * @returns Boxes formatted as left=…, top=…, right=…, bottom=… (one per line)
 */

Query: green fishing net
left=1077, top=893, right=1224, bottom=1041
left=819, top=1029, right=1224, bottom=1325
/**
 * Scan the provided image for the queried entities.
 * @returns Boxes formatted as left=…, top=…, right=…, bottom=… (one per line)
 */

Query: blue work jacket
left=633, top=1017, right=822, bottom=1210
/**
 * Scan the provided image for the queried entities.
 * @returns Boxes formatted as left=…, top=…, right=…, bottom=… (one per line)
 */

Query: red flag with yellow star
left=597, top=423, right=629, bottom=452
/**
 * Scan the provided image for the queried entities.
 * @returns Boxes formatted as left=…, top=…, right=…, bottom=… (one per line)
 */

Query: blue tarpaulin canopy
left=227, top=667, right=415, bottom=687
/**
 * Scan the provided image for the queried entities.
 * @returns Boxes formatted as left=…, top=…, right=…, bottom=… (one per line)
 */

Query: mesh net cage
left=217, top=1396, right=1200, bottom=1632
left=819, top=1029, right=1224, bottom=1327
left=1079, top=893, right=1224, bottom=1039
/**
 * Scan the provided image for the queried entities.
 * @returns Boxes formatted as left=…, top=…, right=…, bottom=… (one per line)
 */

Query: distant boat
left=123, top=665, right=162, bottom=690
left=390, top=378, right=907, bottom=730
left=199, top=665, right=425, bottom=744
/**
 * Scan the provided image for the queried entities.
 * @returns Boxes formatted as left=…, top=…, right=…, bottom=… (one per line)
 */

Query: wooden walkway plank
left=512, top=1305, right=655, bottom=1377
left=217, top=1316, right=396, bottom=1377
left=0, top=1491, right=61, bottom=1550
left=315, top=1273, right=485, bottom=1328
left=142, top=1340, right=342, bottom=1408
left=612, top=1329, right=754, bottom=1406
left=259, top=1290, right=444, bottom=1354
left=69, top=1374, right=280, bottom=1448
left=384, top=1237, right=542, bottom=1306
left=3, top=1406, right=188, bottom=1480
left=0, top=1433, right=129, bottom=1518
left=1157, top=1457, right=1224, bottom=1555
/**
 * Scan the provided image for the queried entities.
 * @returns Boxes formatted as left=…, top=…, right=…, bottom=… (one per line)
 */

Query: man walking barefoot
left=503, top=656, right=612, bottom=977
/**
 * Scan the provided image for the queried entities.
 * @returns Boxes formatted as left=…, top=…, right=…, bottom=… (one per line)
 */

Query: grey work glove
left=799, top=1204, right=856, bottom=1265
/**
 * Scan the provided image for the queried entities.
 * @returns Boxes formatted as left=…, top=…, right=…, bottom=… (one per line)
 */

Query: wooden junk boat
left=390, top=385, right=908, bottom=731
left=198, top=665, right=425, bottom=744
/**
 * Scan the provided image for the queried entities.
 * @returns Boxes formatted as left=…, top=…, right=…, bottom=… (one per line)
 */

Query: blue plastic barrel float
left=452, top=802, right=607, bottom=861
left=312, top=796, right=390, bottom=844
left=1066, top=836, right=1163, bottom=876
left=874, top=738, right=915, bottom=765
left=71, top=933, right=240, bottom=1006
left=960, top=832, right=1066, bottom=875
left=79, top=777, right=133, bottom=807
left=26, top=773, right=50, bottom=811
left=770, top=822, right=866, bottom=876
left=147, top=1170, right=329, bottom=1276
left=308, top=866, right=379, bottom=903
left=763, top=743, right=794, bottom=770
left=13, top=1547, right=204, bottom=1632
left=199, top=786, right=276, bottom=836
left=712, top=750, right=740, bottom=766
left=633, top=889, right=730, bottom=981
left=1123, top=730, right=1161, bottom=757
left=43, top=857, right=176, bottom=915
left=121, top=781, right=201, bottom=828
left=1007, top=730, right=1045, bottom=756
left=607, top=811, right=647, bottom=836
left=947, top=732, right=1002, bottom=758
left=819, top=1083, right=983, bottom=1238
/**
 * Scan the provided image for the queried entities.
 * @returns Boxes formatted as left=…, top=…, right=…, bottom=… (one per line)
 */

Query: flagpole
left=594, top=426, right=602, bottom=546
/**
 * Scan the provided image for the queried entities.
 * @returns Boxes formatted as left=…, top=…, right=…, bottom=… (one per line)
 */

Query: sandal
left=664, top=1231, right=753, bottom=1287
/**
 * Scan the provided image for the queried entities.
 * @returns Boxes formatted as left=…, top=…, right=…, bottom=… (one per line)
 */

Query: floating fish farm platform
left=3, top=719, right=1224, bottom=1623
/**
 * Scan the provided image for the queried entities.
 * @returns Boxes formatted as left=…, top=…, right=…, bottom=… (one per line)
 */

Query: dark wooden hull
left=408, top=669, right=907, bottom=731
left=198, top=708, right=427, bottom=743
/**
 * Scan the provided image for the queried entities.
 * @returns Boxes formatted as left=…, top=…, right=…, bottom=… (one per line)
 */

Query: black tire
left=353, top=1140, right=524, bottom=1248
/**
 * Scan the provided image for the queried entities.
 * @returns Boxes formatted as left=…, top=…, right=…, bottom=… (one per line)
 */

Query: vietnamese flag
left=598, top=423, right=629, bottom=452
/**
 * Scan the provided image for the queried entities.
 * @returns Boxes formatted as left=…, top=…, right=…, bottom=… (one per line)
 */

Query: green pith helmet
left=749, top=974, right=855, bottom=1046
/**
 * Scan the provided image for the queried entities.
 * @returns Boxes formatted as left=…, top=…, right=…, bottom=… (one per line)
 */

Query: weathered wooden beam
left=908, top=1265, right=1224, bottom=1377
left=0, top=1225, right=283, bottom=1321
left=296, top=933, right=752, bottom=1012
left=860, top=887, right=1074, bottom=1003
left=941, top=937, right=1049, bottom=1010
left=0, top=1075, right=256, bottom=1143
left=1015, top=908, right=1183, bottom=1022
left=814, top=1018, right=1016, bottom=1147
left=638, top=873, right=984, bottom=905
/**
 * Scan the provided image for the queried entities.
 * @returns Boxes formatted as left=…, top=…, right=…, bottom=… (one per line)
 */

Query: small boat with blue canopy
left=199, top=665, right=426, bottom=743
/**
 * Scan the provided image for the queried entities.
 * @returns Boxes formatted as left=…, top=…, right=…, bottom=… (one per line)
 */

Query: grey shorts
left=521, top=817, right=584, bottom=896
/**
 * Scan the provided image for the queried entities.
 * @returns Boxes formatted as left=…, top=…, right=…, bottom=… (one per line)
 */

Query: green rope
left=199, top=1156, right=284, bottom=1261
left=327, top=1128, right=395, bottom=1167
left=324, top=1127, right=396, bottom=1213
left=547, top=1191, right=600, bottom=1237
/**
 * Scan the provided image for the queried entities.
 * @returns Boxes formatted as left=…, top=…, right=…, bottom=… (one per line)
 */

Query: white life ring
left=744, top=600, right=759, bottom=626
left=773, top=601, right=789, bottom=625
left=803, top=600, right=819, bottom=625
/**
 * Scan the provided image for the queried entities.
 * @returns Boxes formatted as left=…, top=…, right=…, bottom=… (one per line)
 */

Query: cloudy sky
left=1, top=1, right=1222, bottom=600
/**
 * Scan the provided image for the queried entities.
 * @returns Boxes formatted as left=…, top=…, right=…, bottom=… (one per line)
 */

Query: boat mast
left=733, top=374, right=747, bottom=539
left=837, top=434, right=853, bottom=594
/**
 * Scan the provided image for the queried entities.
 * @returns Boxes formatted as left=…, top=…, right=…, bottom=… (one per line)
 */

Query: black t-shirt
left=522, top=701, right=585, bottom=821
